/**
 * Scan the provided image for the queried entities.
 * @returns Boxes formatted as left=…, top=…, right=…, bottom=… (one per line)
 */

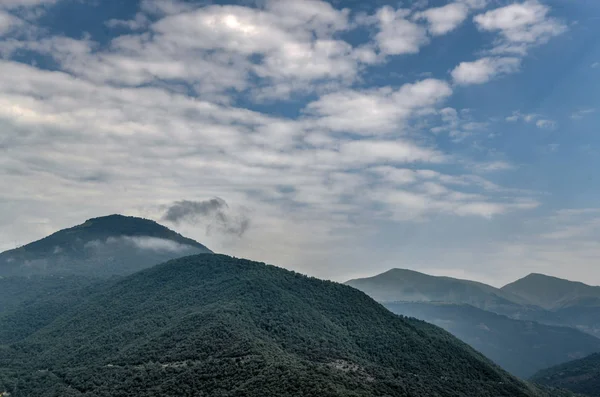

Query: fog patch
left=85, top=236, right=199, bottom=253
left=118, top=236, right=197, bottom=253
left=162, top=198, right=251, bottom=237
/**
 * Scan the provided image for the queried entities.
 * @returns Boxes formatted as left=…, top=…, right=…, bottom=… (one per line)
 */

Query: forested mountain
left=0, top=214, right=211, bottom=278
left=502, top=274, right=600, bottom=310
left=348, top=269, right=600, bottom=376
left=0, top=254, right=567, bottom=397
left=386, top=302, right=600, bottom=378
left=532, top=353, right=600, bottom=396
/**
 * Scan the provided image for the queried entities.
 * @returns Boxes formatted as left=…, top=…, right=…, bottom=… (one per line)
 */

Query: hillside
left=502, top=274, right=600, bottom=310
left=346, top=268, right=533, bottom=316
left=532, top=353, right=600, bottom=396
left=0, top=214, right=211, bottom=278
left=385, top=302, right=600, bottom=378
left=0, top=254, right=564, bottom=397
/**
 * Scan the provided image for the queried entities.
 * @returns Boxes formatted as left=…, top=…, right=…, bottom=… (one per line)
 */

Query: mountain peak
left=502, top=272, right=600, bottom=309
left=0, top=215, right=212, bottom=277
left=346, top=267, right=526, bottom=309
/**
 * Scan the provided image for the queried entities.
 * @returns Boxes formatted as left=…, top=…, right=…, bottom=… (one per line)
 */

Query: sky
left=1, top=0, right=599, bottom=287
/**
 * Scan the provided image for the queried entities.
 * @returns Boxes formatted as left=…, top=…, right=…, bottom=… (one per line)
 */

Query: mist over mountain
left=0, top=254, right=568, bottom=397
left=386, top=302, right=600, bottom=378
left=348, top=268, right=600, bottom=378
left=346, top=268, right=536, bottom=317
left=0, top=214, right=211, bottom=278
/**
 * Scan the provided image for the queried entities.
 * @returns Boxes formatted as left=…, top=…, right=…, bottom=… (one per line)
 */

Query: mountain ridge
left=0, top=254, right=567, bottom=397
left=532, top=352, right=600, bottom=396
left=502, top=273, right=600, bottom=310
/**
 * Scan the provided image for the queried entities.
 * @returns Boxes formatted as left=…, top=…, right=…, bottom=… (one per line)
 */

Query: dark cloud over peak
left=162, top=198, right=250, bottom=237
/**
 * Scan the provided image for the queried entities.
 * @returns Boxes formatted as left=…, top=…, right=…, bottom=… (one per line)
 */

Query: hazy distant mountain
left=0, top=255, right=567, bottom=397
left=0, top=214, right=211, bottom=278
left=532, top=353, right=600, bottom=396
left=346, top=268, right=530, bottom=315
left=502, top=274, right=600, bottom=338
left=386, top=302, right=600, bottom=378
left=502, top=273, right=600, bottom=310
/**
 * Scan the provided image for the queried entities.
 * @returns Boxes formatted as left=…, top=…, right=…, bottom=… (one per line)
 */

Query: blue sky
left=1, top=0, right=599, bottom=286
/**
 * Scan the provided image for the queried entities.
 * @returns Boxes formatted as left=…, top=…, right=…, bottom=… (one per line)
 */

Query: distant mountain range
left=0, top=254, right=569, bottom=397
left=503, top=273, right=600, bottom=310
left=348, top=268, right=600, bottom=378
left=385, top=302, right=600, bottom=378
left=346, top=268, right=530, bottom=313
left=0, top=214, right=211, bottom=278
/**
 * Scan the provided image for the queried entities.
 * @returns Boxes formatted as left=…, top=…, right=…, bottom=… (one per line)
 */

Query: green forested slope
left=533, top=353, right=600, bottom=396
left=0, top=255, right=568, bottom=397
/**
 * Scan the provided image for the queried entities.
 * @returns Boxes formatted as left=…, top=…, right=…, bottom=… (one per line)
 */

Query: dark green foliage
left=385, top=302, right=600, bottom=378
left=0, top=255, right=563, bottom=397
left=0, top=214, right=212, bottom=278
left=0, top=275, right=95, bottom=314
left=532, top=353, right=600, bottom=396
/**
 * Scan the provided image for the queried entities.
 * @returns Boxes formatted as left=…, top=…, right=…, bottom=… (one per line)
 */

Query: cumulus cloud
left=163, top=198, right=250, bottom=237
left=306, top=78, right=452, bottom=134
left=430, top=107, right=488, bottom=142
left=416, top=3, right=469, bottom=36
left=0, top=0, right=554, bottom=279
left=506, top=111, right=556, bottom=129
left=452, top=57, right=521, bottom=85
left=369, top=6, right=429, bottom=55
left=449, top=2, right=565, bottom=86
left=474, top=0, right=566, bottom=54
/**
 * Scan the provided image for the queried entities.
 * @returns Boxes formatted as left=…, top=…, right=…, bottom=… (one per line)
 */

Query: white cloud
left=473, top=161, right=515, bottom=172
left=431, top=107, right=488, bottom=142
left=139, top=0, right=196, bottom=16
left=458, top=0, right=488, bottom=9
left=571, top=108, right=595, bottom=120
left=0, top=0, right=58, bottom=9
left=105, top=14, right=149, bottom=31
left=306, top=79, right=452, bottom=134
left=7, top=1, right=358, bottom=100
left=0, top=10, right=21, bottom=36
left=416, top=3, right=469, bottom=36
left=0, top=0, right=549, bottom=280
left=372, top=6, right=429, bottom=55
left=535, top=119, right=557, bottom=129
left=451, top=57, right=520, bottom=85
left=474, top=1, right=566, bottom=53
left=592, top=62, right=600, bottom=69
left=340, top=140, right=446, bottom=164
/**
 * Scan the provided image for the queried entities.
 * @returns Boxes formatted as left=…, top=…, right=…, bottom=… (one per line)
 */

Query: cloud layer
left=0, top=0, right=574, bottom=281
